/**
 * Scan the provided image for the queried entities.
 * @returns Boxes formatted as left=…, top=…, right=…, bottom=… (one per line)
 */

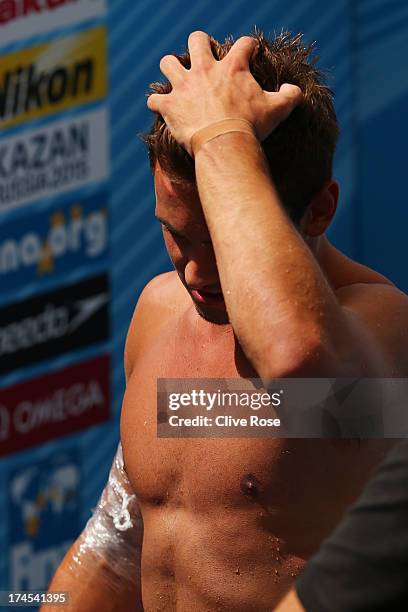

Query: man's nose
left=184, top=252, right=219, bottom=289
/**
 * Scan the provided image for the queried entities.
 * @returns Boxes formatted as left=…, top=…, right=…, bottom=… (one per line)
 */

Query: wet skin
left=120, top=168, right=394, bottom=611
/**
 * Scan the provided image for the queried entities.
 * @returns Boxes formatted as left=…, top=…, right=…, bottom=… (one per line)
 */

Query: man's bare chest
left=120, top=317, right=290, bottom=503
left=120, top=310, right=378, bottom=551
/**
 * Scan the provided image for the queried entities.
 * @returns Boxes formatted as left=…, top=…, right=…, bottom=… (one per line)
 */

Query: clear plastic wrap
left=69, top=442, right=143, bottom=589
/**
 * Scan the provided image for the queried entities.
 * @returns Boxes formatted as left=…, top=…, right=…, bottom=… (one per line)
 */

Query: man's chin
left=193, top=301, right=230, bottom=325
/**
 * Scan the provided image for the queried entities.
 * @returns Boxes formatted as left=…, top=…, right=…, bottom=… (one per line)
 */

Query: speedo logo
left=0, top=273, right=109, bottom=374
left=0, top=26, right=106, bottom=129
left=0, top=0, right=78, bottom=25
left=0, top=295, right=107, bottom=356
left=0, top=198, right=108, bottom=282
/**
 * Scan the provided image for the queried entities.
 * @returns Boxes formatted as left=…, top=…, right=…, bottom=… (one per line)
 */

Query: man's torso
left=121, top=269, right=394, bottom=611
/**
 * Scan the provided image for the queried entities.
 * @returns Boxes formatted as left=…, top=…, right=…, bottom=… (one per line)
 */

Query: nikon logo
left=0, top=26, right=106, bottom=129
left=0, top=61, right=93, bottom=121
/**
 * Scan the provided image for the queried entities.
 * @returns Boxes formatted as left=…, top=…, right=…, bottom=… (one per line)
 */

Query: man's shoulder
left=134, top=271, right=189, bottom=323
left=124, top=271, right=185, bottom=380
left=138, top=271, right=184, bottom=305
left=336, top=281, right=408, bottom=374
left=336, top=280, right=408, bottom=331
left=332, top=249, right=402, bottom=306
left=335, top=278, right=406, bottom=306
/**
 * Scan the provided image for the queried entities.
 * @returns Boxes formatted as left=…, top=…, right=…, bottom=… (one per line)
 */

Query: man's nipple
left=240, top=473, right=261, bottom=498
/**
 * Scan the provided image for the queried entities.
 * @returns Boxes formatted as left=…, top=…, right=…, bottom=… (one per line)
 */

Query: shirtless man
left=45, top=31, right=408, bottom=611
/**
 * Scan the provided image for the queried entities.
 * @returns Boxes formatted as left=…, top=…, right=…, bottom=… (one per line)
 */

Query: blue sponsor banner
left=7, top=447, right=81, bottom=592
left=0, top=191, right=109, bottom=295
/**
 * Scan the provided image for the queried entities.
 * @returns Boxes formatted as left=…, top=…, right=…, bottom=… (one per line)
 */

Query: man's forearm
left=195, top=131, right=349, bottom=379
left=41, top=537, right=143, bottom=612
left=43, top=443, right=143, bottom=611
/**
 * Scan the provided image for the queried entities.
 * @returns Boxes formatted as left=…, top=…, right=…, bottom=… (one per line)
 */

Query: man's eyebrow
left=155, top=215, right=185, bottom=236
left=155, top=215, right=212, bottom=244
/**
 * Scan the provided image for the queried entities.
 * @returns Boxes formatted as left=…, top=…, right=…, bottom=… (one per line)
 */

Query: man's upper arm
left=336, top=283, right=408, bottom=376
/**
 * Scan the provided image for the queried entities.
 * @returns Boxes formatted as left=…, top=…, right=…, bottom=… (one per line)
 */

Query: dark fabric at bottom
left=296, top=439, right=408, bottom=612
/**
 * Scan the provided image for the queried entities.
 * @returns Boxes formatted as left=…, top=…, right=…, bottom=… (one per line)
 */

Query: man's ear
left=302, top=180, right=339, bottom=237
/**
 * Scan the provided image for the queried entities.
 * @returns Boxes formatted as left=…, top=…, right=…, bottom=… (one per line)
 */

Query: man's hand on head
left=147, top=30, right=302, bottom=156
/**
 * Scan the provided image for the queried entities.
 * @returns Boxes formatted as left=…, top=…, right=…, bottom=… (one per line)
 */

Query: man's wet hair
left=142, top=31, right=339, bottom=224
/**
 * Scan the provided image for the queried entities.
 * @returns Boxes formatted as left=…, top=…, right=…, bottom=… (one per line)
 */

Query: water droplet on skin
left=235, top=568, right=240, bottom=575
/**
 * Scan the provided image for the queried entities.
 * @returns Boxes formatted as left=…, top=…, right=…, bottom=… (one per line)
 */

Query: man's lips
left=190, top=288, right=225, bottom=305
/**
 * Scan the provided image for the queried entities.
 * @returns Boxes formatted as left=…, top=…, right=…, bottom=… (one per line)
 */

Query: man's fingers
left=265, top=84, right=303, bottom=123
left=159, top=55, right=186, bottom=86
left=188, top=30, right=214, bottom=68
left=147, top=92, right=168, bottom=114
left=278, top=83, right=303, bottom=106
left=225, top=36, right=258, bottom=69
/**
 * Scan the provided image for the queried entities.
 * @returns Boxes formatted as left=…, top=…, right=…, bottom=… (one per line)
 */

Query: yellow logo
left=0, top=26, right=107, bottom=129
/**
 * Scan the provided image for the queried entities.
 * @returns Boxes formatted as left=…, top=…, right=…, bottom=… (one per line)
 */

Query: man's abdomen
left=140, top=500, right=306, bottom=612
